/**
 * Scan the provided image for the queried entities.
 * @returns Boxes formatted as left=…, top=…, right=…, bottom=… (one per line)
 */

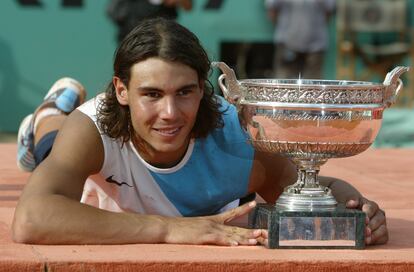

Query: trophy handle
left=383, top=66, right=410, bottom=108
left=211, top=61, right=241, bottom=104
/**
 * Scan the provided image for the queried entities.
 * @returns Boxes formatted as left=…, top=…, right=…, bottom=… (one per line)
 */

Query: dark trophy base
left=248, top=203, right=365, bottom=249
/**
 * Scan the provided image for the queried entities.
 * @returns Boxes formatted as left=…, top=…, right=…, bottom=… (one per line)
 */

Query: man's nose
left=160, top=96, right=178, bottom=119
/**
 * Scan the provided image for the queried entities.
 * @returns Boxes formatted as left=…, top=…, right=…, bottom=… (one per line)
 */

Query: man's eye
left=145, top=92, right=161, bottom=98
left=178, top=89, right=192, bottom=96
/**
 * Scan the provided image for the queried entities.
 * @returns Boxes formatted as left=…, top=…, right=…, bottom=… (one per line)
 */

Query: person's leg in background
left=273, top=43, right=290, bottom=78
left=17, top=78, right=86, bottom=172
left=273, top=43, right=304, bottom=79
left=303, top=51, right=324, bottom=79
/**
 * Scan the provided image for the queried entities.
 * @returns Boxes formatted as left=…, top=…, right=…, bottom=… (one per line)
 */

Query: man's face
left=114, top=57, right=203, bottom=167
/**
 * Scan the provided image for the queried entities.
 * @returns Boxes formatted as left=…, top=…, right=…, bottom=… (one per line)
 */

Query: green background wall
left=0, top=0, right=333, bottom=132
left=0, top=0, right=115, bottom=132
left=0, top=0, right=413, bottom=147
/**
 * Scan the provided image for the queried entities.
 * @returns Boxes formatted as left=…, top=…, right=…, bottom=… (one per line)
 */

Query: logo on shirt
left=105, top=175, right=133, bottom=187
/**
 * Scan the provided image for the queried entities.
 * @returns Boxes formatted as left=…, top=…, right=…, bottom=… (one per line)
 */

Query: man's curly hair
left=97, top=17, right=223, bottom=143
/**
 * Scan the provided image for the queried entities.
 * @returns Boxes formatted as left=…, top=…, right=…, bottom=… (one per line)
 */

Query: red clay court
left=0, top=143, right=413, bottom=271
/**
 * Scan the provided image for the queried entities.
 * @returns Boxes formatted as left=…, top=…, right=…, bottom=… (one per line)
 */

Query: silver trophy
left=213, top=62, right=409, bottom=249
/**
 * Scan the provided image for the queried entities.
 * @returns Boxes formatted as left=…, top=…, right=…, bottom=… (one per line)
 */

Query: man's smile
left=153, top=126, right=182, bottom=137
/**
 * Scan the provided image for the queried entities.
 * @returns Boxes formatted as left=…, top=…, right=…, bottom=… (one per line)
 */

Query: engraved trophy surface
left=213, top=62, right=409, bottom=249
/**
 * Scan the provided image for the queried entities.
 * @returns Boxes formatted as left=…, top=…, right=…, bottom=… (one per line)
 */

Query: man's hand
left=346, top=197, right=388, bottom=245
left=164, top=201, right=266, bottom=246
left=163, top=0, right=192, bottom=10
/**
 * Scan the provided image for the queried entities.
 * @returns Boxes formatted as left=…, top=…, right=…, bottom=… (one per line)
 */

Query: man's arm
left=264, top=0, right=280, bottom=24
left=163, top=0, right=192, bottom=11
left=320, top=176, right=388, bottom=245
left=178, top=0, right=192, bottom=10
left=12, top=110, right=262, bottom=245
left=319, top=176, right=361, bottom=204
left=248, top=151, right=297, bottom=203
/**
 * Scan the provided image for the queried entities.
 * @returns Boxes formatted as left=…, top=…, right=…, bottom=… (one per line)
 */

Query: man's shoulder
left=48, top=109, right=104, bottom=173
left=77, top=93, right=105, bottom=116
left=205, top=96, right=254, bottom=156
left=215, top=95, right=237, bottom=121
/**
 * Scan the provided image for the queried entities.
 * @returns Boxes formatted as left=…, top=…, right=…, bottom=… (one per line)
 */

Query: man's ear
left=113, top=76, right=129, bottom=106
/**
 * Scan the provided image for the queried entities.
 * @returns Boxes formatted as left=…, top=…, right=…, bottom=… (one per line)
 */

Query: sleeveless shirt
left=78, top=94, right=254, bottom=217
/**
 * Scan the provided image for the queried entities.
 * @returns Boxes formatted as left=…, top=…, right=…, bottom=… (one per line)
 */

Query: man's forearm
left=319, top=176, right=363, bottom=204
left=179, top=0, right=192, bottom=10
left=12, top=194, right=167, bottom=244
left=13, top=194, right=263, bottom=246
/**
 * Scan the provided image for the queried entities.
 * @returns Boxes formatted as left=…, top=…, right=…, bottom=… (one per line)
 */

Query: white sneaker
left=16, top=78, right=86, bottom=172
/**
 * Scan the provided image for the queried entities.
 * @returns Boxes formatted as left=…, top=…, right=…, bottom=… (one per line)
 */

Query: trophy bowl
left=213, top=62, right=409, bottom=248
